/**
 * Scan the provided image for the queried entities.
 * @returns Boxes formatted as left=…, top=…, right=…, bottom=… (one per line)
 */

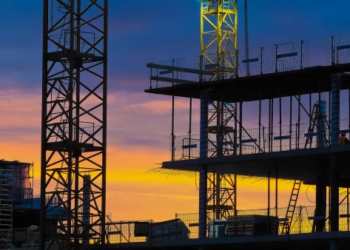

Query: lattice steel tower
left=40, top=1, right=108, bottom=249
left=200, top=0, right=238, bottom=219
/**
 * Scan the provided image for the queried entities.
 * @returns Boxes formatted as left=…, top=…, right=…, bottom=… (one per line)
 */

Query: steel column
left=275, top=166, right=278, bottom=217
left=199, top=90, right=209, bottom=239
left=330, top=74, right=340, bottom=233
left=315, top=174, right=327, bottom=232
left=267, top=170, right=271, bottom=235
left=171, top=59, right=175, bottom=161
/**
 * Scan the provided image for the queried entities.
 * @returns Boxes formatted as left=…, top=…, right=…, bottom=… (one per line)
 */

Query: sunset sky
left=1, top=0, right=350, bottom=222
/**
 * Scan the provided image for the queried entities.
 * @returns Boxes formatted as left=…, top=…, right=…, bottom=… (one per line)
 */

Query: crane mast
left=40, top=1, right=108, bottom=249
left=200, top=0, right=238, bottom=220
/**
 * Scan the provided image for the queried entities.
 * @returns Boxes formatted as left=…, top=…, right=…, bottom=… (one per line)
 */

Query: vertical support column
left=189, top=97, right=193, bottom=159
left=234, top=103, right=238, bottom=156
left=330, top=74, right=340, bottom=250
left=216, top=98, right=223, bottom=158
left=348, top=87, right=350, bottom=141
left=289, top=96, right=292, bottom=150
left=215, top=93, right=223, bottom=222
left=309, top=94, right=312, bottom=149
left=268, top=99, right=274, bottom=152
left=260, top=47, right=263, bottom=74
left=315, top=174, right=326, bottom=232
left=268, top=100, right=271, bottom=152
left=297, top=93, right=301, bottom=149
left=258, top=83, right=262, bottom=152
left=331, top=75, right=340, bottom=147
left=199, top=90, right=209, bottom=240
left=234, top=174, right=237, bottom=216
left=40, top=1, right=48, bottom=250
left=239, top=86, right=243, bottom=155
left=171, top=59, right=175, bottom=161
left=330, top=156, right=339, bottom=233
left=215, top=174, right=221, bottom=219
left=279, top=89, right=282, bottom=152
left=331, top=36, right=335, bottom=66
left=82, top=175, right=91, bottom=246
left=275, top=166, right=278, bottom=217
left=267, top=170, right=271, bottom=235
left=102, top=2, right=108, bottom=245
left=347, top=188, right=350, bottom=231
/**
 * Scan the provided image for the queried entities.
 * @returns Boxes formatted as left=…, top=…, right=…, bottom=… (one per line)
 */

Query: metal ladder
left=202, top=0, right=209, bottom=11
left=304, top=103, right=320, bottom=148
left=223, top=0, right=230, bottom=9
left=281, top=180, right=302, bottom=234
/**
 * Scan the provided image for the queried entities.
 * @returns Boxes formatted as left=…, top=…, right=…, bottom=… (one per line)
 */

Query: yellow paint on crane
left=201, top=0, right=239, bottom=219
left=200, top=0, right=238, bottom=79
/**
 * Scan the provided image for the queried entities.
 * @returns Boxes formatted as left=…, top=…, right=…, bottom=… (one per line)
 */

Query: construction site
left=1, top=0, right=350, bottom=250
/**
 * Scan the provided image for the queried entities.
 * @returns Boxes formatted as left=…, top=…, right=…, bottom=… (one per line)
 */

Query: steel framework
left=200, top=0, right=238, bottom=79
left=40, top=1, right=108, bottom=250
left=201, top=0, right=238, bottom=220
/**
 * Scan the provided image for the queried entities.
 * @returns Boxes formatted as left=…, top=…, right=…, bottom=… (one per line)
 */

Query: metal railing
left=148, top=33, right=350, bottom=90
left=170, top=119, right=350, bottom=161
left=148, top=40, right=309, bottom=89
left=90, top=202, right=350, bottom=246
left=177, top=203, right=350, bottom=239
left=326, top=33, right=350, bottom=66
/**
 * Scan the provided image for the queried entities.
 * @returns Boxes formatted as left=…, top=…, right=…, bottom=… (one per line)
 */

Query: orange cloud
left=0, top=89, right=319, bottom=223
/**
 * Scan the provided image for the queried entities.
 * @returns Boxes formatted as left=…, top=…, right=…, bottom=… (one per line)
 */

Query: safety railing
left=170, top=119, right=350, bottom=161
left=105, top=219, right=188, bottom=245
left=106, top=221, right=151, bottom=244
left=148, top=33, right=350, bottom=90
left=148, top=40, right=308, bottom=90
left=177, top=203, right=350, bottom=239
left=326, top=33, right=350, bottom=66
left=94, top=202, right=350, bottom=246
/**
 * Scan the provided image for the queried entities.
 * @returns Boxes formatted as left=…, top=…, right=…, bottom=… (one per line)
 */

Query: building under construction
left=0, top=160, right=33, bottom=249
left=2, top=0, right=350, bottom=250
left=143, top=0, right=350, bottom=249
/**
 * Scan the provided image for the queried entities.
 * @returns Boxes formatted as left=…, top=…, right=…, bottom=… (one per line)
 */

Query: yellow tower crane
left=200, top=0, right=239, bottom=220
left=200, top=0, right=238, bottom=80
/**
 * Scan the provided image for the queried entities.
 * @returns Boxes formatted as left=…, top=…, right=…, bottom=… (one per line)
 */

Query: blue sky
left=1, top=0, right=349, bottom=93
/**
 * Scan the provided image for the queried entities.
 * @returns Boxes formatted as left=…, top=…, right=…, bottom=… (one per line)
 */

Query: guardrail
left=170, top=119, right=350, bottom=161
left=177, top=203, right=350, bottom=239
left=99, top=202, right=350, bottom=246
left=148, top=33, right=350, bottom=90
left=148, top=40, right=309, bottom=90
